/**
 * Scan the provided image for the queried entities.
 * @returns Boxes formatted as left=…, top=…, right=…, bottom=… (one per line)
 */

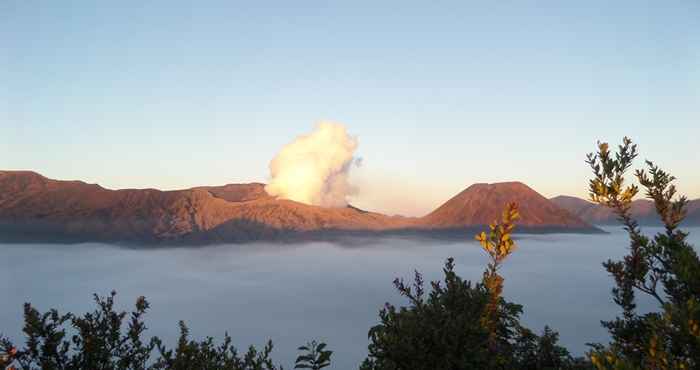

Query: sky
left=1, top=1, right=698, bottom=216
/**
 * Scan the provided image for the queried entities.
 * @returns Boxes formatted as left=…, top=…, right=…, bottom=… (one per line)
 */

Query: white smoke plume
left=265, top=122, right=359, bottom=207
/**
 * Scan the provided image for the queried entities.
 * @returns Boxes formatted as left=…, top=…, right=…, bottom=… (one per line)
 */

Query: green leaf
left=295, top=355, right=313, bottom=362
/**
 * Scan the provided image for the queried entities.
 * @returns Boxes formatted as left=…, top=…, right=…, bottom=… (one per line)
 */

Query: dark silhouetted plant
left=151, top=321, right=280, bottom=370
left=294, top=340, right=331, bottom=370
left=0, top=342, right=18, bottom=370
left=0, top=292, right=285, bottom=370
left=360, top=203, right=584, bottom=370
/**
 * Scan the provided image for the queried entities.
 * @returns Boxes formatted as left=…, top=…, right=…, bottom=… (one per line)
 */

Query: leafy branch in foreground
left=295, top=340, right=332, bottom=370
left=586, top=137, right=700, bottom=369
left=476, top=202, right=520, bottom=349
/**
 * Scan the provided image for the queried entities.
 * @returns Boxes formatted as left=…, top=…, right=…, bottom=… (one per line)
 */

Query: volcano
left=420, top=182, right=592, bottom=230
left=0, top=171, right=600, bottom=244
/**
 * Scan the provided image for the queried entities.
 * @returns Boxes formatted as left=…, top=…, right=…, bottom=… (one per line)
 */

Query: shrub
left=586, top=137, right=700, bottom=369
left=0, top=291, right=286, bottom=370
left=360, top=204, right=584, bottom=370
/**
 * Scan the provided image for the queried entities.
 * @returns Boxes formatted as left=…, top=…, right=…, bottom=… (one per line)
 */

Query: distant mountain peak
left=421, top=181, right=592, bottom=229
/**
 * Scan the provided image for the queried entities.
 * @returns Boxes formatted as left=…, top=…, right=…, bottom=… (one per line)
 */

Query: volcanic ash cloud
left=265, top=122, right=359, bottom=207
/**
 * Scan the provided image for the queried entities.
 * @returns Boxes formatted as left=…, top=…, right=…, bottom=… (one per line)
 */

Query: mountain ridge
left=0, top=171, right=601, bottom=244
left=550, top=195, right=700, bottom=226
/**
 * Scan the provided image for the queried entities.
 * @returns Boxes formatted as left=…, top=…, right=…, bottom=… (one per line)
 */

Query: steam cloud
left=265, top=122, right=359, bottom=207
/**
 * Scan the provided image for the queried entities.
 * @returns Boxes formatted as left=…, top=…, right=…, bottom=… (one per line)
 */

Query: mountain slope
left=687, top=200, right=700, bottom=225
left=0, top=171, right=412, bottom=243
left=0, top=171, right=601, bottom=244
left=420, top=182, right=594, bottom=230
left=550, top=195, right=700, bottom=226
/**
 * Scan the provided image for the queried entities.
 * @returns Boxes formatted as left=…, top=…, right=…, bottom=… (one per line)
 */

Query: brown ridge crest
left=0, top=171, right=606, bottom=245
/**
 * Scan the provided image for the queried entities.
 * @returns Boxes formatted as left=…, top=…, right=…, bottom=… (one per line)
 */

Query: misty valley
left=2, top=227, right=697, bottom=369
left=4, top=2, right=698, bottom=367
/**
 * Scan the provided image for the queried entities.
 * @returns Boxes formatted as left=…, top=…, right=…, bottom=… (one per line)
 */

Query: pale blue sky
left=2, top=1, right=698, bottom=215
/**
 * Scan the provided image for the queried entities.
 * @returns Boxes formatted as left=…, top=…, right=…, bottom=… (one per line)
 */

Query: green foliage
left=151, top=321, right=280, bottom=370
left=586, top=138, right=700, bottom=369
left=0, top=339, right=18, bottom=369
left=359, top=257, right=584, bottom=370
left=0, top=291, right=284, bottom=370
left=70, top=292, right=153, bottom=370
left=515, top=326, right=593, bottom=370
left=294, top=341, right=331, bottom=370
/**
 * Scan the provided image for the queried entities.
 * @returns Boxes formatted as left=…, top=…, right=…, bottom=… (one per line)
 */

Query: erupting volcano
left=0, top=123, right=609, bottom=244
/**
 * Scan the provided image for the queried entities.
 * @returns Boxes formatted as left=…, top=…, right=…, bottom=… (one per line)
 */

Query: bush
left=0, top=291, right=287, bottom=370
left=358, top=257, right=585, bottom=370
left=360, top=204, right=586, bottom=370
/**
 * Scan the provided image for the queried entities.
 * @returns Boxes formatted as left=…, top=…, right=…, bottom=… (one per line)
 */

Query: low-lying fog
left=2, top=227, right=698, bottom=368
